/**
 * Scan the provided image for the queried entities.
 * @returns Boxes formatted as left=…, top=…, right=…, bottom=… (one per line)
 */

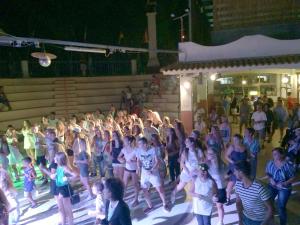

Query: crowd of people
left=0, top=95, right=299, bottom=225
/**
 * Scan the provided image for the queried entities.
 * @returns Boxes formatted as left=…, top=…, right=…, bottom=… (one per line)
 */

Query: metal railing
left=0, top=60, right=134, bottom=78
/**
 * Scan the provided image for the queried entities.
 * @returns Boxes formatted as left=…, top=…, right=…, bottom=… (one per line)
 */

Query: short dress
left=6, top=137, right=23, bottom=165
left=77, top=151, right=90, bottom=177
left=180, top=150, right=199, bottom=183
left=24, top=167, right=36, bottom=193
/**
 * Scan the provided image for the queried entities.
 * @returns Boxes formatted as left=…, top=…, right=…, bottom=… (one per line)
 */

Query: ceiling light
left=31, top=52, right=57, bottom=67
left=64, top=46, right=107, bottom=54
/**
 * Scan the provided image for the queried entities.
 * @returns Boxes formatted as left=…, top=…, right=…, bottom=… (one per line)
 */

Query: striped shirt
left=235, top=180, right=271, bottom=221
left=265, top=160, right=296, bottom=188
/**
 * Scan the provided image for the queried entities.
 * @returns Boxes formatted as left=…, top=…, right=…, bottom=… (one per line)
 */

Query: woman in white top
left=118, top=135, right=139, bottom=207
left=206, top=148, right=227, bottom=225
left=171, top=137, right=200, bottom=204
left=189, top=163, right=218, bottom=225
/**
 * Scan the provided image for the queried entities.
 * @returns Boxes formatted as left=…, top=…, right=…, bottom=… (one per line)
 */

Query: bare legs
left=123, top=171, right=139, bottom=204
left=80, top=176, right=93, bottom=198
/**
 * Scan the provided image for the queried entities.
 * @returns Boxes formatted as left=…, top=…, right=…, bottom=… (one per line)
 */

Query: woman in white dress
left=171, top=137, right=201, bottom=204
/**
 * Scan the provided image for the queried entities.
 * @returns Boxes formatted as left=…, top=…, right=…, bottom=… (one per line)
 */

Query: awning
left=161, top=54, right=300, bottom=73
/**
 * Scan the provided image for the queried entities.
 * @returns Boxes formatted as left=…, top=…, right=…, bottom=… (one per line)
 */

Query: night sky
left=0, top=0, right=208, bottom=76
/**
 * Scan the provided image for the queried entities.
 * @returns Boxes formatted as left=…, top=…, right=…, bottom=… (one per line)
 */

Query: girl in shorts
left=53, top=152, right=78, bottom=225
left=74, top=138, right=94, bottom=200
left=118, top=135, right=139, bottom=207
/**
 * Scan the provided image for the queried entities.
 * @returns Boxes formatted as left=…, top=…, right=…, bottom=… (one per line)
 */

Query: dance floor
left=13, top=126, right=300, bottom=225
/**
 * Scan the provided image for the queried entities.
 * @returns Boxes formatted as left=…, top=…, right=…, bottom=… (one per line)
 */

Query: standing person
left=205, top=126, right=224, bottom=157
left=194, top=116, right=207, bottom=138
left=174, top=120, right=186, bottom=154
left=111, top=130, right=124, bottom=180
left=273, top=99, right=288, bottom=142
left=22, top=157, right=37, bottom=208
left=206, top=148, right=227, bottom=225
left=74, top=138, right=94, bottom=200
left=225, top=134, right=248, bottom=205
left=219, top=116, right=231, bottom=147
left=143, top=119, right=159, bottom=143
left=101, top=178, right=132, bottom=225
left=21, top=120, right=35, bottom=161
left=266, top=147, right=296, bottom=225
left=165, top=128, right=180, bottom=184
left=5, top=126, right=22, bottom=181
left=136, top=137, right=169, bottom=213
left=53, top=152, right=78, bottom=225
left=151, top=134, right=167, bottom=180
left=0, top=169, right=20, bottom=225
left=91, top=128, right=105, bottom=177
left=263, top=103, right=274, bottom=143
left=0, top=136, right=9, bottom=171
left=32, top=124, right=48, bottom=185
left=243, top=128, right=260, bottom=178
left=239, top=98, right=252, bottom=133
left=48, top=112, right=59, bottom=128
left=234, top=161, right=274, bottom=225
left=251, top=104, right=267, bottom=149
left=118, top=136, right=140, bottom=207
left=189, top=163, right=218, bottom=225
left=161, top=116, right=173, bottom=144
left=88, top=180, right=105, bottom=224
left=171, top=137, right=200, bottom=205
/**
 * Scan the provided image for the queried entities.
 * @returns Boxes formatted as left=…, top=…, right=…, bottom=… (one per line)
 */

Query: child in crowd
left=32, top=124, right=48, bottom=184
left=23, top=157, right=37, bottom=208
left=74, top=138, right=94, bottom=200
left=0, top=169, right=20, bottom=225
left=88, top=180, right=105, bottom=224
left=219, top=116, right=231, bottom=147
left=52, top=152, right=78, bottom=225
left=0, top=136, right=10, bottom=171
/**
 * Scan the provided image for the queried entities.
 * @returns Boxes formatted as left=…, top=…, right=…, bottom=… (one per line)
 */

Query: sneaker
left=170, top=190, right=176, bottom=204
left=143, top=206, right=153, bottom=214
left=225, top=198, right=231, bottom=206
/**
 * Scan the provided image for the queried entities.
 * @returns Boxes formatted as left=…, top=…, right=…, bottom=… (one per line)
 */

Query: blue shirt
left=265, top=160, right=295, bottom=188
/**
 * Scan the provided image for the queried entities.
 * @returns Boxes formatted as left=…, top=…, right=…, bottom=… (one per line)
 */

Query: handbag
left=67, top=184, right=80, bottom=205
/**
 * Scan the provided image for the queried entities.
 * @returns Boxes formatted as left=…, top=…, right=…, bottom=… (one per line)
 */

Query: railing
left=0, top=60, right=134, bottom=78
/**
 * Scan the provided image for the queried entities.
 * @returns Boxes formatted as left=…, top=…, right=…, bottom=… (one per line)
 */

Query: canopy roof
left=162, top=35, right=300, bottom=75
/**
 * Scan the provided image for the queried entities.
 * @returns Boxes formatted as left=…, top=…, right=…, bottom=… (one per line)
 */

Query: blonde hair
left=55, top=152, right=69, bottom=167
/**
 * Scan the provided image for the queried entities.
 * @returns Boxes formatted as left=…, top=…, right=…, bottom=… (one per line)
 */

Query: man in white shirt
left=251, top=104, right=267, bottom=148
left=136, top=137, right=169, bottom=213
